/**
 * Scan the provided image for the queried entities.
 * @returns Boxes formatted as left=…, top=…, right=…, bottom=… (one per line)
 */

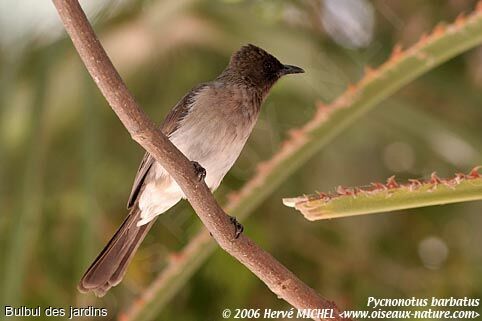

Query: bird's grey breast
left=169, top=83, right=259, bottom=190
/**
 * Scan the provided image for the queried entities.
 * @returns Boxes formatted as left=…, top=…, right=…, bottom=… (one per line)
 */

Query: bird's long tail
left=78, top=205, right=154, bottom=297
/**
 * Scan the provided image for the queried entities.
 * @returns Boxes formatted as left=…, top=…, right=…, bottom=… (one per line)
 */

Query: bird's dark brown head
left=223, top=44, right=304, bottom=91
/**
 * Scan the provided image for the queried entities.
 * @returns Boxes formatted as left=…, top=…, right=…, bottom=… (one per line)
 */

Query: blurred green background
left=1, top=0, right=481, bottom=320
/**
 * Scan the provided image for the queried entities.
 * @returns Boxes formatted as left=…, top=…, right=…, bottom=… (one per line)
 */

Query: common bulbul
left=78, top=44, right=304, bottom=296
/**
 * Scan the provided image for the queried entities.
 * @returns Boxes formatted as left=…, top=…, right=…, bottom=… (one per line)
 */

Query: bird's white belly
left=137, top=116, right=252, bottom=226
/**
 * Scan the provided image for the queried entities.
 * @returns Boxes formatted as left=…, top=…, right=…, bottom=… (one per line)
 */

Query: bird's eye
left=263, top=61, right=273, bottom=72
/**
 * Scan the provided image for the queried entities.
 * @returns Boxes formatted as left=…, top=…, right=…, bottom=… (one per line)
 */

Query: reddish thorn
left=256, top=162, right=269, bottom=174
left=363, top=65, right=376, bottom=80
left=386, top=175, right=399, bottom=189
left=468, top=166, right=482, bottom=178
left=441, top=178, right=456, bottom=190
left=430, top=172, right=442, bottom=184
left=432, top=23, right=446, bottom=37
left=353, top=187, right=362, bottom=196
left=347, top=83, right=357, bottom=94
left=317, top=102, right=327, bottom=110
left=455, top=13, right=467, bottom=27
left=168, top=252, right=184, bottom=263
left=227, top=192, right=240, bottom=203
left=308, top=194, right=320, bottom=201
left=337, top=186, right=357, bottom=196
left=371, top=182, right=388, bottom=191
left=418, top=33, right=429, bottom=45
left=317, top=192, right=330, bottom=200
left=288, top=128, right=304, bottom=140
left=408, top=179, right=423, bottom=191
left=454, top=173, right=467, bottom=184
left=390, top=44, right=403, bottom=61
left=336, top=185, right=349, bottom=196
left=427, top=172, right=443, bottom=192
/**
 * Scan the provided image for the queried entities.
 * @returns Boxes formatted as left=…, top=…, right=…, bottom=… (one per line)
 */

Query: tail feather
left=109, top=220, right=154, bottom=286
left=78, top=206, right=155, bottom=297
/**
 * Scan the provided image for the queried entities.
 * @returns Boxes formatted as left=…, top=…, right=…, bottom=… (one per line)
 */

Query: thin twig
left=51, top=1, right=347, bottom=320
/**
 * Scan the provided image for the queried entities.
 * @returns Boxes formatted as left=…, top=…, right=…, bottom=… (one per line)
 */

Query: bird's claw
left=229, top=216, right=244, bottom=239
left=192, top=161, right=206, bottom=182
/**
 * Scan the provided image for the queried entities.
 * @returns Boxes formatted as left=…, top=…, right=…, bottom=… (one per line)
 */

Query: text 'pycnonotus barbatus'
left=78, top=44, right=304, bottom=296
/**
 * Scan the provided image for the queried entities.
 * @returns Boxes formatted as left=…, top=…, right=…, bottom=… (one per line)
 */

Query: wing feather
left=126, top=84, right=208, bottom=209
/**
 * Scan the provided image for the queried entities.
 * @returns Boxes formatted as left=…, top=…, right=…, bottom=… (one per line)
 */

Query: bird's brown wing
left=80, top=84, right=210, bottom=296
left=126, top=84, right=208, bottom=209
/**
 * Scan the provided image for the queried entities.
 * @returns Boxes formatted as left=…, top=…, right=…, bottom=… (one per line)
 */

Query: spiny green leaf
left=284, top=167, right=482, bottom=220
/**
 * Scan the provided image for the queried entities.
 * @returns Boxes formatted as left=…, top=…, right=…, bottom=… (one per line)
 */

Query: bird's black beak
left=280, top=64, right=305, bottom=76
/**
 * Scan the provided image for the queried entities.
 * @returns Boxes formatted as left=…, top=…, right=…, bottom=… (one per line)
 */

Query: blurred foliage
left=1, top=0, right=482, bottom=320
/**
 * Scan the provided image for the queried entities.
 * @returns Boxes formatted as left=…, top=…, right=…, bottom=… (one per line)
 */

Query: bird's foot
left=191, top=161, right=206, bottom=182
left=229, top=216, right=244, bottom=239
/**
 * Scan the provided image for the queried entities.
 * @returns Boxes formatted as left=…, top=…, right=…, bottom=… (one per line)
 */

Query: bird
left=78, top=44, right=304, bottom=296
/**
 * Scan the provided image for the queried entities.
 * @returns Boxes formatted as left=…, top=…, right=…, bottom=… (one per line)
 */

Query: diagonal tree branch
left=51, top=1, right=347, bottom=320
